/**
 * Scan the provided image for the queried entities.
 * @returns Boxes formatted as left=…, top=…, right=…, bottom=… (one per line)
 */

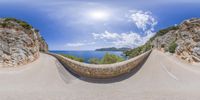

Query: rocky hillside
left=125, top=18, right=200, bottom=63
left=153, top=18, right=200, bottom=62
left=0, top=18, right=48, bottom=67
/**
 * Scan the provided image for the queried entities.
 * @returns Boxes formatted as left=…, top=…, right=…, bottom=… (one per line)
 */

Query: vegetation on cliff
left=95, top=47, right=131, bottom=51
left=60, top=52, right=124, bottom=64
left=1, top=18, right=32, bottom=29
left=61, top=54, right=84, bottom=62
left=88, top=58, right=100, bottom=64
left=124, top=25, right=179, bottom=58
left=0, top=17, right=48, bottom=67
left=168, top=41, right=178, bottom=53
left=125, top=18, right=200, bottom=63
left=124, top=42, right=152, bottom=58
left=89, top=53, right=124, bottom=64
left=149, top=26, right=179, bottom=41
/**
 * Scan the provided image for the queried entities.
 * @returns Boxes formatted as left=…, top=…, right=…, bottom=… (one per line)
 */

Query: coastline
left=50, top=50, right=125, bottom=63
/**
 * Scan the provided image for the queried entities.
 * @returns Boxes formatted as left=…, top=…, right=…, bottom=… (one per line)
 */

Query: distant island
left=95, top=47, right=131, bottom=51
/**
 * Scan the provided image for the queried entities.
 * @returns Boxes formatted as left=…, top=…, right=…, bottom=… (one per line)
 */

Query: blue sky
left=0, top=0, right=200, bottom=50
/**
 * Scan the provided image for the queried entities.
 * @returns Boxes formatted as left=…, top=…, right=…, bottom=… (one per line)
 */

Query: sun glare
left=89, top=10, right=109, bottom=20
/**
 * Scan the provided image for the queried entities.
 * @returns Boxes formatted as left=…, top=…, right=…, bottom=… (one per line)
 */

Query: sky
left=0, top=0, right=200, bottom=50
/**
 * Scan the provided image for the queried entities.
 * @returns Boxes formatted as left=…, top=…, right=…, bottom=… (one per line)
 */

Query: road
left=0, top=50, right=200, bottom=100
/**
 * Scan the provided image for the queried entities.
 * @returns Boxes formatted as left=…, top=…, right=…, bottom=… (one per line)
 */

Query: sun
left=88, top=10, right=110, bottom=20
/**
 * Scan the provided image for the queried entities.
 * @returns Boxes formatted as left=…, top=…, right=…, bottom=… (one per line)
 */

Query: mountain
left=0, top=18, right=48, bottom=67
left=125, top=18, right=200, bottom=63
left=95, top=47, right=131, bottom=51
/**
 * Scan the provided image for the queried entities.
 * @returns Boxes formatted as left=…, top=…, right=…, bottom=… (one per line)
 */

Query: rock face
left=153, top=18, right=200, bottom=63
left=0, top=18, right=48, bottom=67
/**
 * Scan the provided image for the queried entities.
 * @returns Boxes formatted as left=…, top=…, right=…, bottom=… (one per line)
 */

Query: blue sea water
left=50, top=51, right=125, bottom=63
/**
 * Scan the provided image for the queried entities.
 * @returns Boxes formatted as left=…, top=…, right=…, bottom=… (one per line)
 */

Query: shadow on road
left=55, top=53, right=151, bottom=84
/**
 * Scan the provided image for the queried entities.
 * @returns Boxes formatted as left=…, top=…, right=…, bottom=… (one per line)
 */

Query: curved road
left=0, top=50, right=200, bottom=100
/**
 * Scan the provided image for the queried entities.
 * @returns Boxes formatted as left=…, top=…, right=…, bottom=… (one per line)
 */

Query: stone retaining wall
left=48, top=50, right=151, bottom=78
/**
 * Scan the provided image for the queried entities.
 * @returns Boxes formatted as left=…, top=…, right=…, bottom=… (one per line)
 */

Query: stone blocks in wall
left=49, top=50, right=151, bottom=79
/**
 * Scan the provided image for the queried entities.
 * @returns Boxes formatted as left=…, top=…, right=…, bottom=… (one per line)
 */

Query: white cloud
left=65, top=42, right=95, bottom=47
left=92, top=31, right=120, bottom=40
left=128, top=10, right=157, bottom=31
left=92, top=30, right=154, bottom=48
left=40, top=2, right=157, bottom=49
left=92, top=10, right=157, bottom=48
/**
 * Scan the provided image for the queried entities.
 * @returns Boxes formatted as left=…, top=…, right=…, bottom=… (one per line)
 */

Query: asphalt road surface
left=0, top=50, right=200, bottom=100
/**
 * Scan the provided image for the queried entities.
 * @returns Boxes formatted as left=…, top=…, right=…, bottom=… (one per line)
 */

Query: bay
left=50, top=51, right=125, bottom=63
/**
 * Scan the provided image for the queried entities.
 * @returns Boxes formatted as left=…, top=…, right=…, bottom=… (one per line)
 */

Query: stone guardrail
left=48, top=50, right=152, bottom=78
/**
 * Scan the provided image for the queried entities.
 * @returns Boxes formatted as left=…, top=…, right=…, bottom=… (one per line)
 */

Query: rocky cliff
left=125, top=18, right=200, bottom=63
left=153, top=18, right=200, bottom=63
left=0, top=18, right=48, bottom=67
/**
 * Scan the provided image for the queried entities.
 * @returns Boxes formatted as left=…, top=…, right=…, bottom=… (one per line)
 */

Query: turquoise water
left=50, top=51, right=125, bottom=63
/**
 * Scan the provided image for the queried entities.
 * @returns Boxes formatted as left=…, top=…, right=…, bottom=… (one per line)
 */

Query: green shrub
left=4, top=18, right=32, bottom=29
left=124, top=25, right=179, bottom=58
left=1, top=23, right=7, bottom=28
left=61, top=54, right=84, bottom=62
left=100, top=53, right=124, bottom=64
left=89, top=53, right=124, bottom=64
left=124, top=42, right=152, bottom=58
left=4, top=18, right=17, bottom=22
left=0, top=22, right=15, bottom=28
left=168, top=42, right=177, bottom=53
left=89, top=58, right=101, bottom=64
left=19, top=22, right=32, bottom=29
left=35, top=29, right=40, bottom=32
left=149, top=26, right=179, bottom=42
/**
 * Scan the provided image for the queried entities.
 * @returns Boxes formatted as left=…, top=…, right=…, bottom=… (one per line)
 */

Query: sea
left=50, top=51, right=125, bottom=63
